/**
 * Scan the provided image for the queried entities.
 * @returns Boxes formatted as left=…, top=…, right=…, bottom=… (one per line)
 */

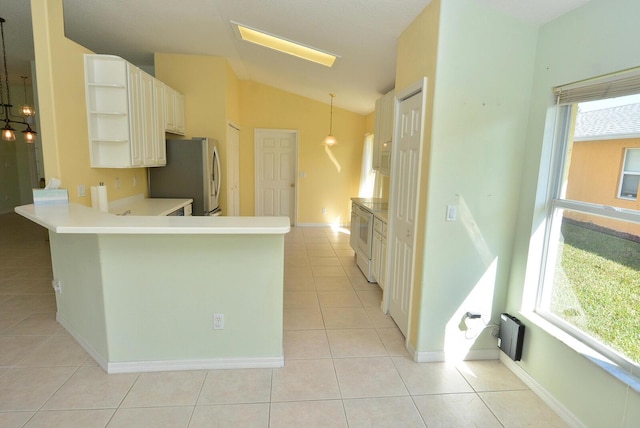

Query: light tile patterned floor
left=0, top=213, right=569, bottom=427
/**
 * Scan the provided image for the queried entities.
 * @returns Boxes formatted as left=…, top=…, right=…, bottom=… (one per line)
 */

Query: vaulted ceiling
left=3, top=0, right=589, bottom=114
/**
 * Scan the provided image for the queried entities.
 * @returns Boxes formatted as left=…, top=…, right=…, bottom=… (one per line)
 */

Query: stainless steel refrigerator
left=148, top=137, right=221, bottom=216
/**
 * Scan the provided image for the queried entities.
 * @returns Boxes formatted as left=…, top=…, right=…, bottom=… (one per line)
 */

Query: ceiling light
left=322, top=93, right=338, bottom=147
left=231, top=21, right=339, bottom=67
left=0, top=17, right=37, bottom=143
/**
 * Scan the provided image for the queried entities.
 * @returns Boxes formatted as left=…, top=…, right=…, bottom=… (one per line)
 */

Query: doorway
left=254, top=129, right=298, bottom=225
left=385, top=78, right=427, bottom=337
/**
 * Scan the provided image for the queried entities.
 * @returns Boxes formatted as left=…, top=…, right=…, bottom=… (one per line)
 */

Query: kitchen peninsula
left=15, top=203, right=290, bottom=374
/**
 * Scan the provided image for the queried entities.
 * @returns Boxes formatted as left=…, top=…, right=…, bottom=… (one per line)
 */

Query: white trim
left=295, top=222, right=348, bottom=228
left=107, top=356, right=284, bottom=374
left=56, top=313, right=109, bottom=373
left=500, top=354, right=587, bottom=428
left=382, top=76, right=428, bottom=340
left=413, top=349, right=500, bottom=363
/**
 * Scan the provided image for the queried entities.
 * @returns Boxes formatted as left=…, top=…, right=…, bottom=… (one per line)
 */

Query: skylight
left=231, top=21, right=339, bottom=68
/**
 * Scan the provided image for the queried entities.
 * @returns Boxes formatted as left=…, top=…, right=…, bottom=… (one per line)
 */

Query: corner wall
left=416, top=0, right=538, bottom=357
left=508, top=0, right=640, bottom=425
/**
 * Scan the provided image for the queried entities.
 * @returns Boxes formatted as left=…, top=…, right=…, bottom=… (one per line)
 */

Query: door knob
left=290, top=184, right=295, bottom=188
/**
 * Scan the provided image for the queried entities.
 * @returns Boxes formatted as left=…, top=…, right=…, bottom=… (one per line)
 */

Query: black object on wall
left=499, top=313, right=525, bottom=361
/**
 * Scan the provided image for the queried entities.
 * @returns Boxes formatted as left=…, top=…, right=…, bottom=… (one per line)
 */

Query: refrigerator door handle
left=212, top=146, right=221, bottom=199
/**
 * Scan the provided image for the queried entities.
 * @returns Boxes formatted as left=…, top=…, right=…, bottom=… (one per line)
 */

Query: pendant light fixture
left=19, top=76, right=35, bottom=117
left=321, top=93, right=338, bottom=147
left=0, top=17, right=37, bottom=143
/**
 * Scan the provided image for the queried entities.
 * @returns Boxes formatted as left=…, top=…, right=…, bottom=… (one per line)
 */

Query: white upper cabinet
left=164, top=85, right=185, bottom=135
left=85, top=54, right=181, bottom=168
left=153, top=80, right=167, bottom=165
left=373, top=89, right=395, bottom=176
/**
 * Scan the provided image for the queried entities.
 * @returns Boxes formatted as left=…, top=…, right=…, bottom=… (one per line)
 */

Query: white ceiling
left=3, top=0, right=589, bottom=115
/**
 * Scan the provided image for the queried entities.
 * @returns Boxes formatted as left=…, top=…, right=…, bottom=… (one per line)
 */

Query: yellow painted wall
left=364, top=111, right=375, bottom=135
left=154, top=53, right=230, bottom=214
left=31, top=0, right=145, bottom=206
left=566, top=138, right=640, bottom=236
left=226, top=63, right=240, bottom=125
left=238, top=81, right=365, bottom=224
left=394, top=0, right=440, bottom=347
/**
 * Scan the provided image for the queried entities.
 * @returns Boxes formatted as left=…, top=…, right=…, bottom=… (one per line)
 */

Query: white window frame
left=536, top=101, right=640, bottom=374
left=618, top=148, right=640, bottom=200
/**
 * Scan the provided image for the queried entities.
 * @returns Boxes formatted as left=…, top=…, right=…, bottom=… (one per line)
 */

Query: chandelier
left=0, top=17, right=37, bottom=143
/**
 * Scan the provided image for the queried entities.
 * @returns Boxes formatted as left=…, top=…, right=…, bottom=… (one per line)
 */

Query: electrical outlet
left=213, top=314, right=224, bottom=330
left=52, top=280, right=62, bottom=293
left=77, top=184, right=86, bottom=197
left=322, top=207, right=327, bottom=214
left=133, top=176, right=137, bottom=187
left=115, top=177, right=120, bottom=189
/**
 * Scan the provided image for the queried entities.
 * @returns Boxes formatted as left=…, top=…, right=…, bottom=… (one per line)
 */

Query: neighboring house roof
left=574, top=103, right=640, bottom=141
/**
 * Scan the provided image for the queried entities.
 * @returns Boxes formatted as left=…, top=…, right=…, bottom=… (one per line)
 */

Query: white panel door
left=255, top=129, right=297, bottom=223
left=227, top=123, right=240, bottom=216
left=388, top=88, right=423, bottom=337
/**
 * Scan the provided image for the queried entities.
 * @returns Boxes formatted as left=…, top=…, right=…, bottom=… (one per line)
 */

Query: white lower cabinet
left=372, top=216, right=387, bottom=289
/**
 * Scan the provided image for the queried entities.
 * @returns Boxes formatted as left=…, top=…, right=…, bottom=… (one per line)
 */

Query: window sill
left=518, top=310, right=640, bottom=394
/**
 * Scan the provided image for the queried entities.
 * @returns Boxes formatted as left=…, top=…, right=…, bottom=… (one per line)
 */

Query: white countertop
left=15, top=203, right=290, bottom=235
left=107, top=194, right=192, bottom=216
left=109, top=198, right=192, bottom=216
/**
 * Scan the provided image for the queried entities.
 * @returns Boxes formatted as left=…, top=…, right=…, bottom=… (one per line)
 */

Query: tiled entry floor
left=0, top=214, right=568, bottom=427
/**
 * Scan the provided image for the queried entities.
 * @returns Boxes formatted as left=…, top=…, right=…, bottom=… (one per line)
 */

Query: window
left=537, top=74, right=640, bottom=373
left=619, top=148, right=640, bottom=200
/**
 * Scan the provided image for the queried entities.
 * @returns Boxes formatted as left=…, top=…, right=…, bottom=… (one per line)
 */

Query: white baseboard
left=56, top=313, right=109, bottom=372
left=499, top=354, right=586, bottom=428
left=107, top=356, right=284, bottom=374
left=411, top=348, right=500, bottom=363
left=57, top=312, right=284, bottom=374
left=295, top=223, right=347, bottom=228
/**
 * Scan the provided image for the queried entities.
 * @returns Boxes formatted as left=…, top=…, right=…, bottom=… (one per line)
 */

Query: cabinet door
left=350, top=204, right=359, bottom=251
left=373, top=98, right=383, bottom=170
left=165, top=86, right=176, bottom=132
left=140, top=71, right=156, bottom=166
left=175, top=92, right=185, bottom=135
left=372, top=230, right=382, bottom=283
left=154, top=80, right=167, bottom=166
left=380, top=90, right=394, bottom=176
left=127, top=65, right=143, bottom=167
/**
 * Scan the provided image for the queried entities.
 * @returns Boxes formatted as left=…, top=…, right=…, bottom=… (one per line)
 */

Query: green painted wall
left=49, top=231, right=285, bottom=367
left=100, top=234, right=284, bottom=361
left=415, top=0, right=538, bottom=357
left=508, top=0, right=640, bottom=425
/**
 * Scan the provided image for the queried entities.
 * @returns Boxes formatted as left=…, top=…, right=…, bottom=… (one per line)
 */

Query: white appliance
left=351, top=200, right=387, bottom=282
left=148, top=137, right=221, bottom=216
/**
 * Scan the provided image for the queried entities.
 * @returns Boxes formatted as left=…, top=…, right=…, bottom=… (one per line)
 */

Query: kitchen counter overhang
left=15, top=203, right=290, bottom=374
left=16, top=203, right=290, bottom=235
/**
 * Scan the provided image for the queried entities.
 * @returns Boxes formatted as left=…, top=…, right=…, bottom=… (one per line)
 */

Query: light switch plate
left=446, top=204, right=457, bottom=222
